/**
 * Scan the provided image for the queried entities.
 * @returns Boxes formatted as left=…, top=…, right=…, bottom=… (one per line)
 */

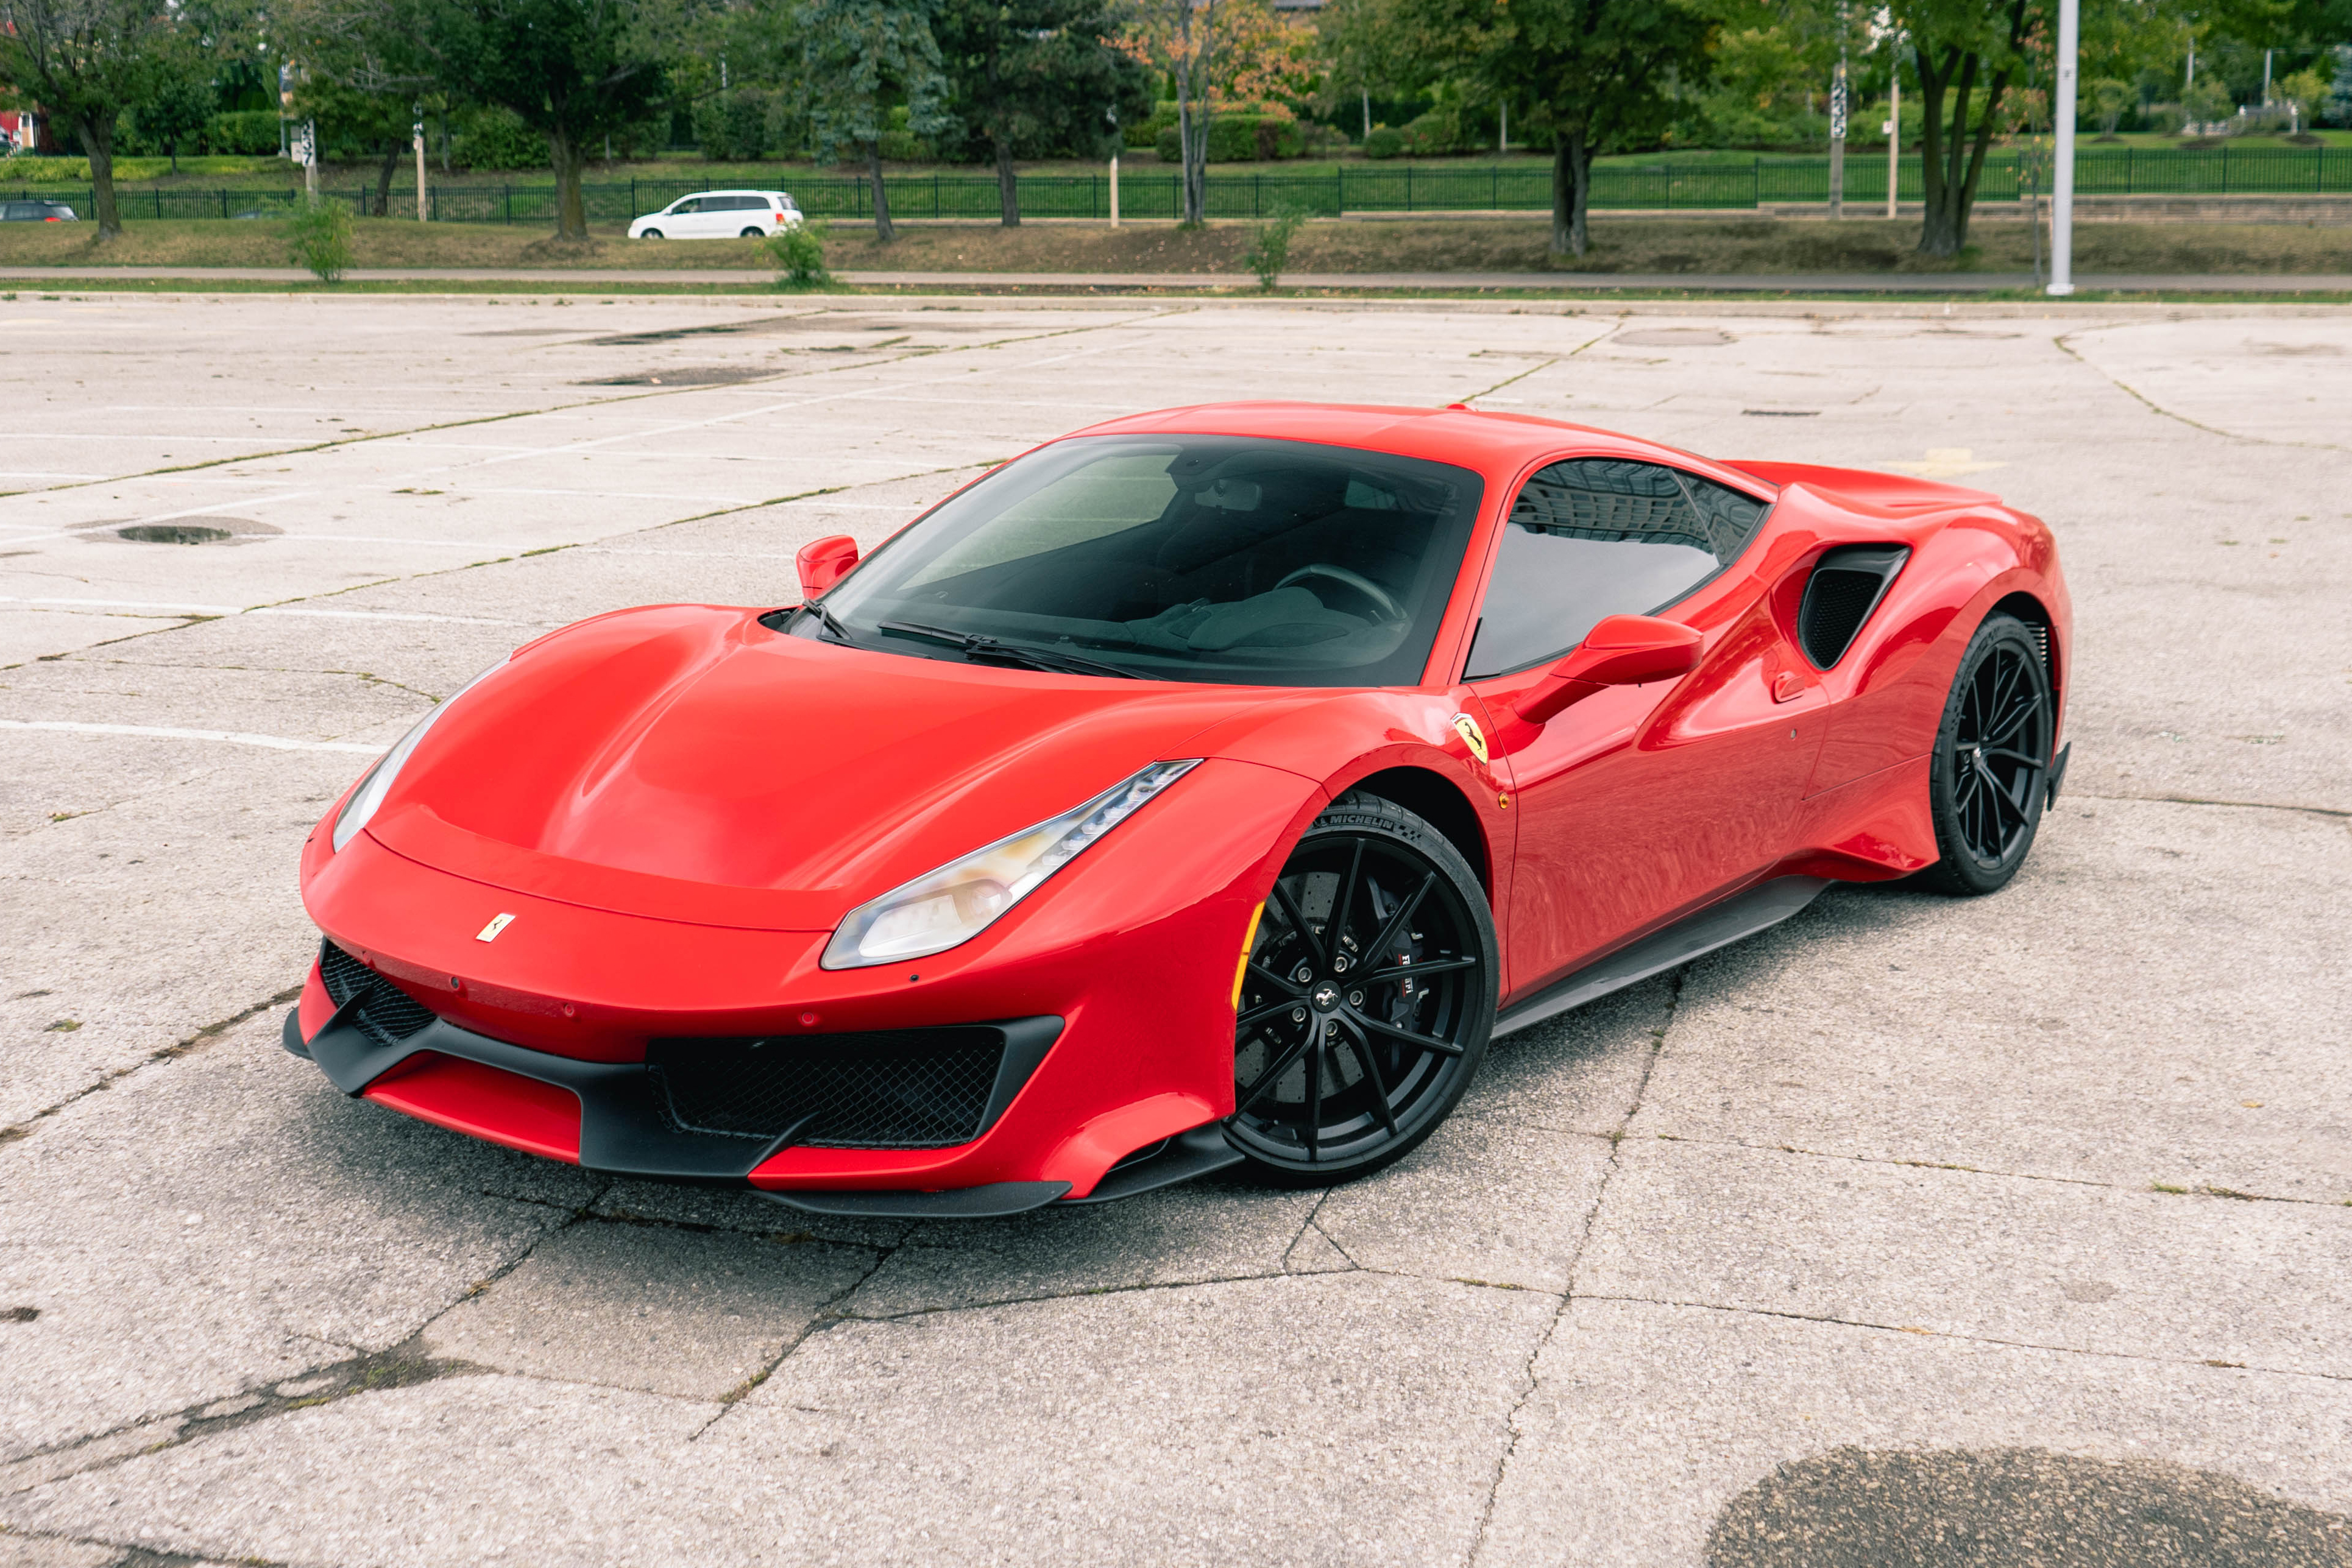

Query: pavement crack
left=1468, top=970, right=1684, bottom=1566
left=1648, top=1131, right=2351, bottom=1209
left=2072, top=788, right=2351, bottom=820
left=1458, top=356, right=1560, bottom=404
left=2052, top=332, right=2344, bottom=453
left=686, top=1232, right=900, bottom=1441
left=1570, top=1293, right=2352, bottom=1385
left=0, top=987, right=303, bottom=1152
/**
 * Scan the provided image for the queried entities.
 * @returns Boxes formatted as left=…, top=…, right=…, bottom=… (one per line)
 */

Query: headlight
left=822, top=760, right=1200, bottom=969
left=331, top=663, right=503, bottom=852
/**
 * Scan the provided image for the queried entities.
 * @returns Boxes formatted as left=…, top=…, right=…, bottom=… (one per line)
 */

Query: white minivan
left=628, top=190, right=802, bottom=239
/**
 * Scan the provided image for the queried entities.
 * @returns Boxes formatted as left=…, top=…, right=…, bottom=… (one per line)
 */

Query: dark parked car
left=1, top=200, right=77, bottom=222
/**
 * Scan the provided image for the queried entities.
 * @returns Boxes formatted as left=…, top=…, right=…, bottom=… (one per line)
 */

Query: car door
left=1465, top=456, right=1827, bottom=997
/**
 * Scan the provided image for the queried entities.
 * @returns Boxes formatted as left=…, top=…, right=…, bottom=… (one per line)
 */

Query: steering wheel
left=1275, top=563, right=1403, bottom=622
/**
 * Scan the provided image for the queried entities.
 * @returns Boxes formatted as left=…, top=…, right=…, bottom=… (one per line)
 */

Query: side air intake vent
left=317, top=940, right=439, bottom=1046
left=1798, top=545, right=1910, bottom=669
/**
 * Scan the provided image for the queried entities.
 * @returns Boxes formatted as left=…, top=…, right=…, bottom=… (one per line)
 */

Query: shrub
left=1152, top=113, right=1303, bottom=163
left=1242, top=205, right=1306, bottom=290
left=767, top=217, right=830, bottom=287
left=1362, top=125, right=1406, bottom=160
left=286, top=198, right=354, bottom=283
left=2182, top=79, right=2234, bottom=130
left=2141, top=101, right=2188, bottom=135
left=695, top=89, right=773, bottom=162
left=207, top=110, right=282, bottom=156
left=453, top=106, right=547, bottom=171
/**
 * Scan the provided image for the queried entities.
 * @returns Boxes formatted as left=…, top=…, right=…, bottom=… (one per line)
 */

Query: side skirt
left=1493, top=875, right=1830, bottom=1040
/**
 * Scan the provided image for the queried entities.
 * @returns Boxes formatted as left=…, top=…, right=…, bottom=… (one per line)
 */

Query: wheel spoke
left=1245, top=961, right=1306, bottom=998
left=1364, top=953, right=1478, bottom=983
left=1349, top=1009, right=1467, bottom=1058
left=1266, top=878, right=1322, bottom=969
left=1362, top=872, right=1437, bottom=974
left=1238, top=996, right=1302, bottom=1029
left=1234, top=1033, right=1312, bottom=1115
left=1337, top=1018, right=1398, bottom=1135
left=1302, top=1035, right=1323, bottom=1160
left=1986, top=690, right=2046, bottom=747
left=1981, top=767, right=2030, bottom=829
left=1982, top=746, right=2047, bottom=768
left=1331, top=838, right=1366, bottom=958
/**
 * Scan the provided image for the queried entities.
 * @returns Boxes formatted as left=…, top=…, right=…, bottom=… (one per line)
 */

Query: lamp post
left=1885, top=69, right=1900, bottom=219
left=2047, top=0, right=2077, bottom=295
left=414, top=114, right=428, bottom=222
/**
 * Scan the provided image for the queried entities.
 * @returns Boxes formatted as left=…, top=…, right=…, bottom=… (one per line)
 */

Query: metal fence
left=9, top=146, right=2349, bottom=224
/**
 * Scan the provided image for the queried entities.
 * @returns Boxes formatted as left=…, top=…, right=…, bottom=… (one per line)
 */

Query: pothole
left=109, top=517, right=282, bottom=546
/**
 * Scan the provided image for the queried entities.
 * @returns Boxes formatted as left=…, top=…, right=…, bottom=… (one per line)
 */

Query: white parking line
left=0, top=718, right=384, bottom=754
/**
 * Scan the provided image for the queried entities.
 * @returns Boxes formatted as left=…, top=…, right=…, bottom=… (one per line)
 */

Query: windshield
left=800, top=436, right=1484, bottom=687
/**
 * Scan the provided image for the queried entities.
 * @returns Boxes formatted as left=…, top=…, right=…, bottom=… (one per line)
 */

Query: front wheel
left=1919, top=613, right=2055, bottom=895
left=639, top=228, right=664, bottom=239
left=1228, top=793, right=1496, bottom=1184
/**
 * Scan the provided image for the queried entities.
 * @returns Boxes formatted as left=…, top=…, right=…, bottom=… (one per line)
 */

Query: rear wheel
left=740, top=226, right=765, bottom=238
left=1228, top=793, right=1495, bottom=1183
left=1919, top=613, right=2054, bottom=895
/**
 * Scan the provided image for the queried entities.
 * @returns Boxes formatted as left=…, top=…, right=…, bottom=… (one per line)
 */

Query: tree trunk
left=548, top=125, right=589, bottom=240
left=374, top=139, right=401, bottom=216
left=866, top=140, right=896, bottom=242
left=1550, top=132, right=1592, bottom=258
left=1913, top=1, right=2025, bottom=257
left=994, top=137, right=1019, bottom=227
left=77, top=115, right=122, bottom=239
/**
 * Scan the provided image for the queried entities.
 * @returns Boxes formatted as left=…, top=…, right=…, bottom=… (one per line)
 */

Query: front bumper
left=285, top=1000, right=1243, bottom=1215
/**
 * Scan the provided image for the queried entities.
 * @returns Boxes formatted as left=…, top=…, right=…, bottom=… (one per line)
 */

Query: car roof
left=682, top=189, right=787, bottom=199
left=1064, top=401, right=1777, bottom=498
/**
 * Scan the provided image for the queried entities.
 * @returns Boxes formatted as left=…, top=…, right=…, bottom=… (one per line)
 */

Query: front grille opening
left=318, top=940, right=439, bottom=1047
left=647, top=1028, right=1008, bottom=1150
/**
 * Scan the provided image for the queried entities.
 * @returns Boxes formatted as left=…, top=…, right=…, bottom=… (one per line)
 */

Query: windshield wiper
left=800, top=599, right=857, bottom=646
left=877, top=620, right=1138, bottom=679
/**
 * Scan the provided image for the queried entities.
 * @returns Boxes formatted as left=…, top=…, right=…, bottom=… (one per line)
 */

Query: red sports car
left=286, top=403, right=2070, bottom=1217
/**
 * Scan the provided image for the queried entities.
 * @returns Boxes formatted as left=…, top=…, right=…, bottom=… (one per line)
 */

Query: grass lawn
left=12, top=129, right=2346, bottom=196
left=0, top=214, right=2344, bottom=275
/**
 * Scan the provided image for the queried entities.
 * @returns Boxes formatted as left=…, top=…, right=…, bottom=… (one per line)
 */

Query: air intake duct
left=1798, top=545, right=1910, bottom=669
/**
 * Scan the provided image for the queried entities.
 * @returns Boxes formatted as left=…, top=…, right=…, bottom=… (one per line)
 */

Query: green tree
left=1887, top=0, right=2038, bottom=255
left=1395, top=0, right=1715, bottom=256
left=128, top=59, right=216, bottom=171
left=0, top=0, right=197, bottom=236
left=2088, top=74, right=2129, bottom=132
left=423, top=0, right=668, bottom=239
left=935, top=0, right=1149, bottom=226
left=798, top=0, right=951, bottom=242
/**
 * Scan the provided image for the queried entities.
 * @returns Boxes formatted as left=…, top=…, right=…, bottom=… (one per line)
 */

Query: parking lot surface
left=1, top=292, right=2347, bottom=1568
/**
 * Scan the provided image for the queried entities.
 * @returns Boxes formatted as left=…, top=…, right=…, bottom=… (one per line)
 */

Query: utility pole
left=1829, top=12, right=1849, bottom=218
left=1108, top=107, right=1120, bottom=228
left=414, top=115, right=428, bottom=222
left=2048, top=0, right=2077, bottom=295
left=1499, top=101, right=1507, bottom=154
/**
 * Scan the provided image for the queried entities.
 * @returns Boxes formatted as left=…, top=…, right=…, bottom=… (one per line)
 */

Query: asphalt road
left=1, top=293, right=2347, bottom=1568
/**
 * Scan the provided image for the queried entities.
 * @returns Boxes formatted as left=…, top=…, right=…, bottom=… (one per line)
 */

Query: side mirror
left=1514, top=614, right=1702, bottom=726
left=796, top=535, right=860, bottom=601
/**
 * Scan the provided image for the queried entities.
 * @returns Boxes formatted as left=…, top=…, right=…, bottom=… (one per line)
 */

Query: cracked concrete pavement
left=1, top=290, right=2348, bottom=1567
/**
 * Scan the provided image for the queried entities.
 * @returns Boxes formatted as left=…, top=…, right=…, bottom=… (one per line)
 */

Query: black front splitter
left=285, top=1006, right=1243, bottom=1210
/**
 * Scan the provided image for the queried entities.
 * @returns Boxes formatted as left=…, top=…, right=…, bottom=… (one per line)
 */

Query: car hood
left=361, top=606, right=1283, bottom=930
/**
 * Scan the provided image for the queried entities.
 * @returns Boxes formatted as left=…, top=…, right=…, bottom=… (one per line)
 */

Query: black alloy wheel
left=1920, top=613, right=2055, bottom=895
left=1228, top=793, right=1497, bottom=1183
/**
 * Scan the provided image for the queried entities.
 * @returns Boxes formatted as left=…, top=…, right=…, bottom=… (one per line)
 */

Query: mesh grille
left=317, top=940, right=439, bottom=1047
left=647, top=1028, right=1007, bottom=1149
left=1799, top=569, right=1885, bottom=668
